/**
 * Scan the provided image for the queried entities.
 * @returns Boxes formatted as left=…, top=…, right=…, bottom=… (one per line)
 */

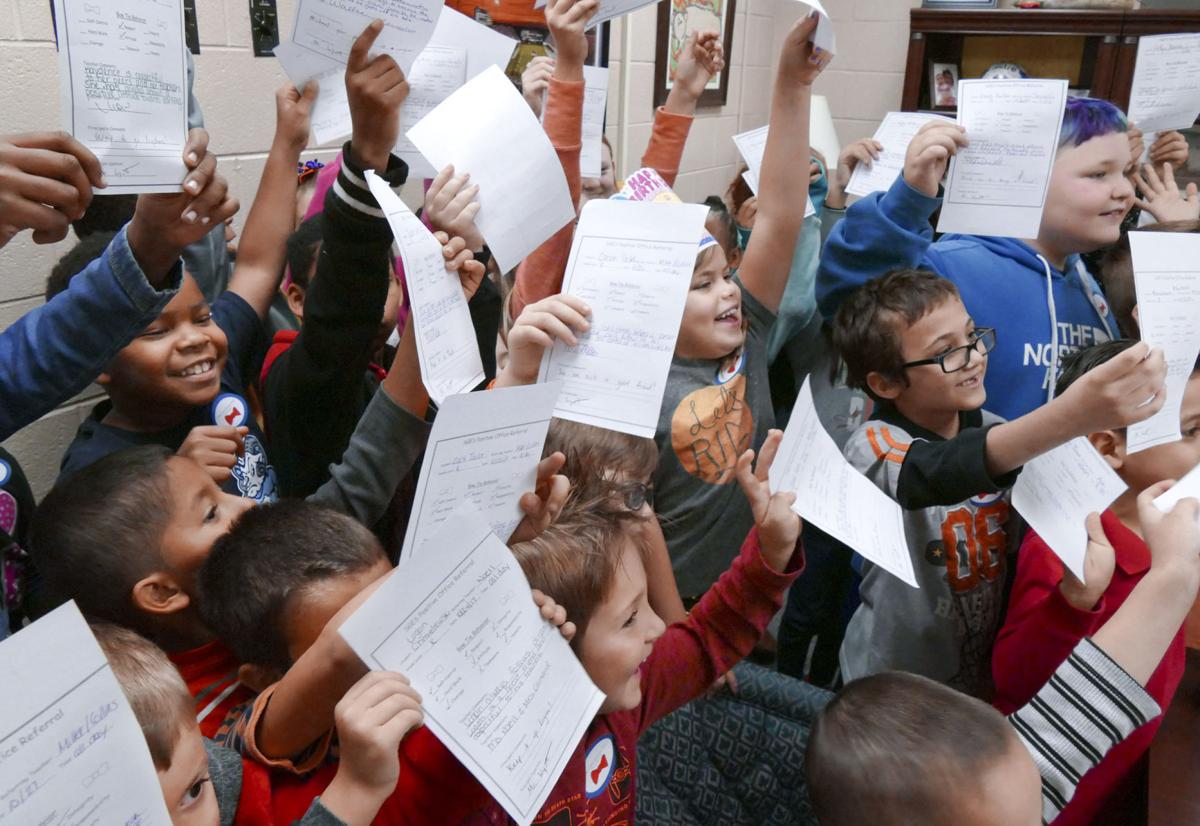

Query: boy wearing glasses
left=830, top=269, right=1165, bottom=697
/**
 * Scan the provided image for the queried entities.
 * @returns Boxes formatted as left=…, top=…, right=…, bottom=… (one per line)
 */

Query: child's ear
left=131, top=573, right=191, bottom=616
left=237, top=663, right=282, bottom=693
left=284, top=282, right=306, bottom=320
left=866, top=371, right=903, bottom=401
left=1088, top=430, right=1126, bottom=471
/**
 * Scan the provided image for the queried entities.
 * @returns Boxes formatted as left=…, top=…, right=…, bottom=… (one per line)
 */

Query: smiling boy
left=818, top=97, right=1136, bottom=419
left=831, top=270, right=1165, bottom=697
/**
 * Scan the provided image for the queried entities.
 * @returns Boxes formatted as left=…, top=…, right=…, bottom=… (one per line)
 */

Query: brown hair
left=832, top=269, right=961, bottom=401
left=806, top=671, right=1016, bottom=825
left=91, top=623, right=194, bottom=771
left=544, top=418, right=659, bottom=491
left=726, top=163, right=754, bottom=220
left=1100, top=220, right=1200, bottom=339
left=509, top=495, right=646, bottom=647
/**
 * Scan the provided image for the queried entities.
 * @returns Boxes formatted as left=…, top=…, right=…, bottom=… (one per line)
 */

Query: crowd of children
left=2, top=1, right=1200, bottom=824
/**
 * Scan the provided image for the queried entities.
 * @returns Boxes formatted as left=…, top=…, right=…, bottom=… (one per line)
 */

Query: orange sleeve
left=640, top=106, right=694, bottom=188
left=238, top=683, right=334, bottom=774
left=510, top=77, right=584, bottom=321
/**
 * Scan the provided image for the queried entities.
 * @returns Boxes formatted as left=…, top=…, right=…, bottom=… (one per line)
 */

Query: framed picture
left=930, top=62, right=959, bottom=109
left=654, top=0, right=735, bottom=109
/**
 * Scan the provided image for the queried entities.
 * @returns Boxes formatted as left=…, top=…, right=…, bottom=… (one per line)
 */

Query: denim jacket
left=0, top=226, right=181, bottom=441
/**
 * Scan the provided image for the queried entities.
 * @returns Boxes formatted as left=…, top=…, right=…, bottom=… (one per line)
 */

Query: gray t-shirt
left=653, top=279, right=776, bottom=599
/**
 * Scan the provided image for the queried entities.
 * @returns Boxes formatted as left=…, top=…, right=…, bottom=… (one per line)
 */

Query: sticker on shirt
left=1090, top=290, right=1110, bottom=320
left=671, top=373, right=754, bottom=485
left=715, top=350, right=745, bottom=385
left=0, top=458, right=10, bottom=487
left=211, top=393, right=248, bottom=428
left=231, top=434, right=278, bottom=504
left=584, top=735, right=616, bottom=798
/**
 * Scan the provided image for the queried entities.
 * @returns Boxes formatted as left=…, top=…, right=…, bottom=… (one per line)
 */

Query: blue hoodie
left=816, top=175, right=1117, bottom=420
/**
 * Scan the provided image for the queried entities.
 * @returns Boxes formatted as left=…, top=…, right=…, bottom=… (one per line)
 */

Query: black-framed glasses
left=901, top=328, right=996, bottom=374
left=622, top=482, right=653, bottom=511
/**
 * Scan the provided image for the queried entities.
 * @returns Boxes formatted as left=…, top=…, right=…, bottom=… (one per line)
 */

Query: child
left=490, top=429, right=801, bottom=823
left=818, top=96, right=1138, bottom=419
left=991, top=340, right=1200, bottom=825
left=0, top=131, right=234, bottom=442
left=55, top=83, right=318, bottom=500
left=806, top=488, right=1200, bottom=826
left=498, top=13, right=828, bottom=603
left=831, top=269, right=1164, bottom=696
left=92, top=621, right=425, bottom=826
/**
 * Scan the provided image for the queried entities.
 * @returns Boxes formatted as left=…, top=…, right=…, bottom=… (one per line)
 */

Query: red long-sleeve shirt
left=992, top=511, right=1185, bottom=826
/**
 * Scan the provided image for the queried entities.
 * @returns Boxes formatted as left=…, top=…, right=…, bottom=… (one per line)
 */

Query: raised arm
left=508, top=0, right=596, bottom=320
left=224, top=84, right=314, bottom=317
left=640, top=31, right=724, bottom=186
left=736, top=15, right=829, bottom=314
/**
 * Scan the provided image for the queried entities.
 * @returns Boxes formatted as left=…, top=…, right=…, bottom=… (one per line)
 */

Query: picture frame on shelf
left=930, top=62, right=959, bottom=109
left=654, top=0, right=735, bottom=108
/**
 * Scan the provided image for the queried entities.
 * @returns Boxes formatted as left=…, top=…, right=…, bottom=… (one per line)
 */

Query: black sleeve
left=895, top=423, right=1021, bottom=509
left=263, top=146, right=408, bottom=498
left=468, top=272, right=500, bottom=383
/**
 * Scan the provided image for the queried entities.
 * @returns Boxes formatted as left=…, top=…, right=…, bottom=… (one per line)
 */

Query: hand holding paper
left=845, top=112, right=953, bottom=199
left=293, top=0, right=443, bottom=74
left=0, top=132, right=105, bottom=247
left=1128, top=33, right=1200, bottom=134
left=346, top=21, right=410, bottom=170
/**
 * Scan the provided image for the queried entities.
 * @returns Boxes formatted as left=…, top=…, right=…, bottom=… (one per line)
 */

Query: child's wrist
left=320, top=771, right=391, bottom=826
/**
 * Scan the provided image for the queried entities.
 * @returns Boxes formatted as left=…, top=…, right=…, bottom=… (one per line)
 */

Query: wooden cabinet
left=903, top=8, right=1200, bottom=114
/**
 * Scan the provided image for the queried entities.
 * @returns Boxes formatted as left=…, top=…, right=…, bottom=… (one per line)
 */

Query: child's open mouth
left=958, top=373, right=982, bottom=388
left=173, top=359, right=215, bottom=380
left=715, top=307, right=740, bottom=325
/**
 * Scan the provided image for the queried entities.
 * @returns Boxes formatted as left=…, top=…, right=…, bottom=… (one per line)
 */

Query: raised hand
left=827, top=138, right=884, bottom=209
left=532, top=587, right=577, bottom=642
left=425, top=165, right=484, bottom=252
left=734, top=429, right=801, bottom=572
left=1058, top=340, right=1166, bottom=434
left=275, top=82, right=318, bottom=153
left=545, top=0, right=598, bottom=78
left=672, top=31, right=725, bottom=101
left=346, top=20, right=409, bottom=170
left=777, top=13, right=832, bottom=89
left=509, top=452, right=570, bottom=544
left=495, top=294, right=592, bottom=387
left=0, top=131, right=104, bottom=247
left=521, top=55, right=556, bottom=118
left=177, top=425, right=247, bottom=483
left=903, top=120, right=968, bottom=198
left=1133, top=162, right=1200, bottom=224
left=1059, top=512, right=1116, bottom=612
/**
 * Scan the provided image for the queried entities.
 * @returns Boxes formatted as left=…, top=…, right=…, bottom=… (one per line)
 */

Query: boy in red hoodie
left=992, top=339, right=1200, bottom=825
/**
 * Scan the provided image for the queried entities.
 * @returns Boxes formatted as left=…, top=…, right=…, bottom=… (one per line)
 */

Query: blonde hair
left=91, top=623, right=194, bottom=770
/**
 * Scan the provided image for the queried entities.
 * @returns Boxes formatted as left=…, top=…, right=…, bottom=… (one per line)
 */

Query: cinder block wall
left=0, top=0, right=913, bottom=496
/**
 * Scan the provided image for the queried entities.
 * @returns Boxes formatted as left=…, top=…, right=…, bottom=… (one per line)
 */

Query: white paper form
left=395, top=46, right=468, bottom=179
left=401, top=381, right=560, bottom=561
left=1126, top=232, right=1200, bottom=453
left=292, top=0, right=442, bottom=74
left=938, top=79, right=1068, bottom=239
left=428, top=7, right=517, bottom=81
left=845, top=112, right=955, bottom=198
left=366, top=171, right=484, bottom=403
left=581, top=65, right=610, bottom=179
left=0, top=602, right=172, bottom=825
left=537, top=198, right=707, bottom=438
left=339, top=509, right=604, bottom=826
left=1012, top=438, right=1127, bottom=583
left=769, top=378, right=918, bottom=588
left=53, top=0, right=188, bottom=194
left=407, top=66, right=576, bottom=273
left=1128, top=33, right=1200, bottom=134
left=274, top=41, right=351, bottom=146
left=799, top=0, right=836, bottom=55
left=732, top=125, right=816, bottom=217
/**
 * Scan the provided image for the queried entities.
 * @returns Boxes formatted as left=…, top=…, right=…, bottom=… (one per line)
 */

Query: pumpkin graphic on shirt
left=670, top=371, right=754, bottom=485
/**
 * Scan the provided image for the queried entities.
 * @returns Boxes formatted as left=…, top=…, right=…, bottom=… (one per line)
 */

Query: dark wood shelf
left=903, top=8, right=1200, bottom=113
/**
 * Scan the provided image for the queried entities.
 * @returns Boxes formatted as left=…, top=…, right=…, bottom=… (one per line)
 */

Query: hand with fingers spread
left=777, top=14, right=832, bottom=89
left=734, top=429, right=802, bottom=572
left=425, top=165, right=484, bottom=252
left=545, top=0, right=598, bottom=79
left=0, top=131, right=105, bottom=248
left=1059, top=512, right=1117, bottom=612
left=346, top=20, right=410, bottom=171
left=509, top=451, right=570, bottom=543
left=495, top=294, right=592, bottom=387
left=1133, top=162, right=1200, bottom=224
left=826, top=138, right=884, bottom=210
left=177, top=425, right=247, bottom=483
left=126, top=130, right=240, bottom=283
left=521, top=55, right=556, bottom=118
left=1148, top=130, right=1190, bottom=168
left=532, top=588, right=577, bottom=642
left=320, top=671, right=424, bottom=825
left=904, top=120, right=969, bottom=198
left=1057, top=340, right=1167, bottom=434
left=275, top=82, right=318, bottom=153
left=669, top=31, right=725, bottom=105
